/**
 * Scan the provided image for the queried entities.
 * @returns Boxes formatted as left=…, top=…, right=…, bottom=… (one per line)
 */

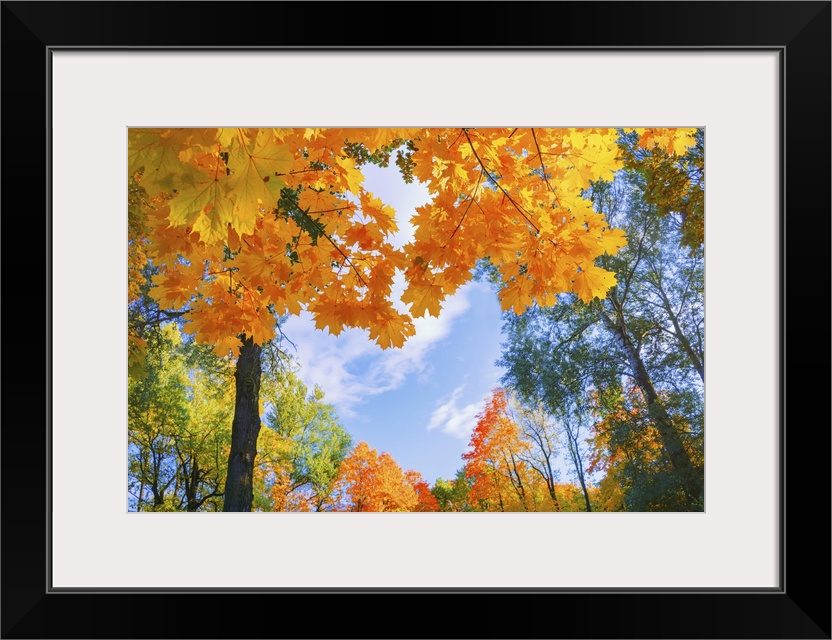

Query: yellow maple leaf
left=226, top=170, right=268, bottom=235
left=401, top=280, right=444, bottom=318
left=335, top=156, right=365, bottom=195
left=572, top=265, right=618, bottom=303
left=248, top=132, right=293, bottom=184
left=498, top=278, right=533, bottom=315
left=168, top=172, right=231, bottom=231
left=226, top=132, right=292, bottom=235
left=343, top=223, right=383, bottom=251
left=360, top=191, right=398, bottom=236
left=560, top=165, right=587, bottom=193
left=243, top=304, right=277, bottom=346
left=148, top=271, right=196, bottom=308
left=233, top=246, right=277, bottom=286
left=129, top=130, right=194, bottom=197
left=310, top=301, right=345, bottom=337
left=217, top=128, right=241, bottom=148
left=211, top=334, right=244, bottom=358
left=192, top=198, right=235, bottom=244
left=566, top=129, right=587, bottom=150
left=672, top=131, right=697, bottom=155
left=298, top=188, right=341, bottom=216
left=599, top=227, right=628, bottom=254
left=368, top=311, right=415, bottom=349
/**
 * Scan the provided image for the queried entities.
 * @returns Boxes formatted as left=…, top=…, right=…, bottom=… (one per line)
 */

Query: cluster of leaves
left=252, top=368, right=352, bottom=512
left=129, top=127, right=697, bottom=360
left=587, top=384, right=703, bottom=512
left=128, top=324, right=233, bottom=511
left=131, top=127, right=416, bottom=356
left=328, top=442, right=439, bottom=512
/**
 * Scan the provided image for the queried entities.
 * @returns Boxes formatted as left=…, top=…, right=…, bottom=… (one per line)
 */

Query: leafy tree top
left=129, top=127, right=697, bottom=358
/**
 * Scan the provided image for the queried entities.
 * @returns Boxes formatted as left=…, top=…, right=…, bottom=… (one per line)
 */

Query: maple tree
left=330, top=442, right=421, bottom=512
left=128, top=126, right=697, bottom=511
left=405, top=470, right=441, bottom=512
left=462, top=389, right=548, bottom=512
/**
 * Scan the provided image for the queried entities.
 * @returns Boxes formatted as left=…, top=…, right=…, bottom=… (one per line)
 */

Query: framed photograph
left=3, top=1, right=829, bottom=638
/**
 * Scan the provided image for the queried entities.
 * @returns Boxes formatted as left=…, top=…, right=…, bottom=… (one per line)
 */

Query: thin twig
left=446, top=169, right=484, bottom=246
left=296, top=208, right=367, bottom=287
left=462, top=130, right=541, bottom=234
left=530, top=128, right=556, bottom=196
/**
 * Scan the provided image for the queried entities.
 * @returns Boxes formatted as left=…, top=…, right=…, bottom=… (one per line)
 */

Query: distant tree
left=128, top=324, right=232, bottom=511
left=254, top=366, right=351, bottom=511
left=330, top=442, right=418, bottom=512
left=431, top=470, right=478, bottom=512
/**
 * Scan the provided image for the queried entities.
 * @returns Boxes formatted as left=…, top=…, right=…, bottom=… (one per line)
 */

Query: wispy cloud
left=278, top=162, right=496, bottom=431
left=281, top=281, right=479, bottom=418
left=426, top=384, right=488, bottom=440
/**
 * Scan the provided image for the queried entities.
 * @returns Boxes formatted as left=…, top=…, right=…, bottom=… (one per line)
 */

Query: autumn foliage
left=456, top=389, right=595, bottom=512
left=587, top=384, right=703, bottom=511
left=128, top=126, right=702, bottom=513
left=330, top=442, right=438, bottom=512
left=129, top=127, right=696, bottom=362
left=463, top=390, right=530, bottom=510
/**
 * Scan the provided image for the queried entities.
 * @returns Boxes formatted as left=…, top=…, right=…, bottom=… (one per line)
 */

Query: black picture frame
left=2, top=2, right=829, bottom=638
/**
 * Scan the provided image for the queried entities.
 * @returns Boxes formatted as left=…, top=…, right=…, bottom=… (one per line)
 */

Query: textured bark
left=223, top=338, right=263, bottom=512
left=599, top=301, right=703, bottom=509
left=184, top=457, right=204, bottom=512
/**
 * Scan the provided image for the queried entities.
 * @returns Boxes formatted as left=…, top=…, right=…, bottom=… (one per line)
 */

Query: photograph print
left=127, top=127, right=704, bottom=513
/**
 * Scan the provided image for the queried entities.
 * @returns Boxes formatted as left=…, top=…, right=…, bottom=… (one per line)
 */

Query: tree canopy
left=128, top=126, right=703, bottom=512
left=129, top=127, right=696, bottom=358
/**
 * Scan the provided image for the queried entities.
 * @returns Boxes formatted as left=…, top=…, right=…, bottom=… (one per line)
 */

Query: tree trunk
left=565, top=428, right=592, bottom=512
left=655, top=283, right=705, bottom=382
left=599, top=304, right=703, bottom=510
left=223, top=337, right=263, bottom=512
left=542, top=458, right=561, bottom=512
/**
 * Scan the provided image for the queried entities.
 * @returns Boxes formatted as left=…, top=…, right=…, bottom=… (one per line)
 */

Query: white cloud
left=360, top=158, right=429, bottom=251
left=278, top=162, right=483, bottom=421
left=426, top=385, right=487, bottom=440
left=281, top=281, right=478, bottom=419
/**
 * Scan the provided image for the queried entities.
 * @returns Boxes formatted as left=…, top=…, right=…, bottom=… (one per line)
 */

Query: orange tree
left=128, top=127, right=696, bottom=511
left=462, top=389, right=540, bottom=512
left=329, top=442, right=421, bottom=512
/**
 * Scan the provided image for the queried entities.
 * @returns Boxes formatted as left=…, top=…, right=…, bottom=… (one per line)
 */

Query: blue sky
left=280, top=162, right=507, bottom=484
